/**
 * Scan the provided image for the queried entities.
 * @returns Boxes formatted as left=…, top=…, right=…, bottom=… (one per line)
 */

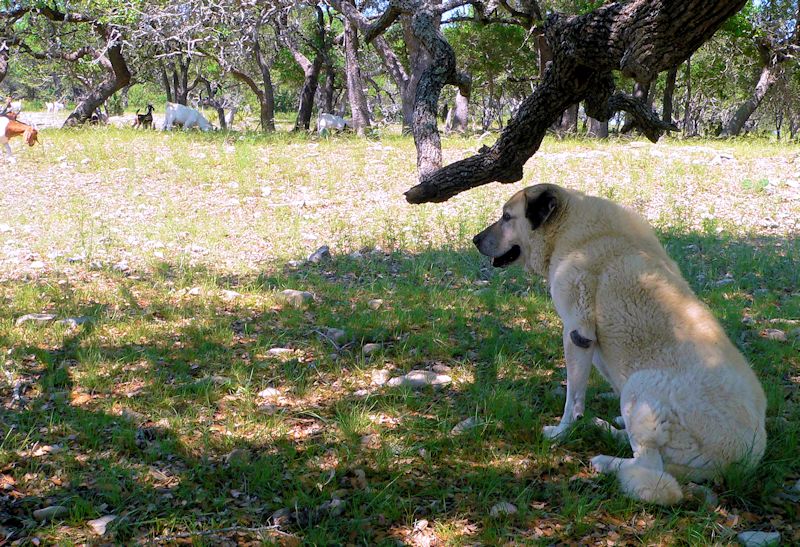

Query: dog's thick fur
left=474, top=184, right=766, bottom=505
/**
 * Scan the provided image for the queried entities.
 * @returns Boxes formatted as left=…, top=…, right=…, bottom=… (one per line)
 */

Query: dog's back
left=553, top=190, right=766, bottom=494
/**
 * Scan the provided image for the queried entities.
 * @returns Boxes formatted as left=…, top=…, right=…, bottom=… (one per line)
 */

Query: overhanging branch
left=402, top=0, right=748, bottom=203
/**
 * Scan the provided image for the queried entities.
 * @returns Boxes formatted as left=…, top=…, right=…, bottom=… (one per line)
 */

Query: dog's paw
left=590, top=454, right=617, bottom=474
left=542, top=425, right=567, bottom=440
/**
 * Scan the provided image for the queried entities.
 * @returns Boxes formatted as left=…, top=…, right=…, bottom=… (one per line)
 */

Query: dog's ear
left=525, top=189, right=558, bottom=230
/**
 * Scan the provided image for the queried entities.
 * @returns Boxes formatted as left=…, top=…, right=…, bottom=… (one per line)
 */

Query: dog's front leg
left=543, top=328, right=594, bottom=440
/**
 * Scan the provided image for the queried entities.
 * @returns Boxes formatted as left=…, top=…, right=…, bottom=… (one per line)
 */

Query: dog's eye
left=502, top=212, right=512, bottom=222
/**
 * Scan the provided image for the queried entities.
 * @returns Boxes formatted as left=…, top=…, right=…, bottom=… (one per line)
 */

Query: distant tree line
left=1, top=1, right=798, bottom=200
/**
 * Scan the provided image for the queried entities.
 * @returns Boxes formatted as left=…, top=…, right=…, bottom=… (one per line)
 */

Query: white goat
left=162, top=102, right=213, bottom=131
left=7, top=99, right=22, bottom=114
left=46, top=101, right=65, bottom=114
left=317, top=113, right=349, bottom=134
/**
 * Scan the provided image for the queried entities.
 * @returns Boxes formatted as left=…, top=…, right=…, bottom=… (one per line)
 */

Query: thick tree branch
left=403, top=0, right=748, bottom=203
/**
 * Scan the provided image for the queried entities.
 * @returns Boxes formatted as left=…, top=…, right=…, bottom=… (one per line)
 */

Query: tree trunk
left=253, top=25, right=275, bottom=132
left=402, top=13, right=431, bottom=133
left=621, top=80, right=651, bottom=133
left=0, top=50, right=8, bottom=86
left=398, top=0, right=746, bottom=204
left=344, top=5, right=370, bottom=135
left=321, top=65, right=335, bottom=113
left=160, top=63, right=173, bottom=103
left=587, top=116, right=609, bottom=138
left=683, top=56, right=692, bottom=135
left=558, top=104, right=579, bottom=136
left=722, top=47, right=782, bottom=136
left=64, top=43, right=130, bottom=126
left=295, top=56, right=322, bottom=130
left=662, top=65, right=678, bottom=123
left=450, top=72, right=470, bottom=133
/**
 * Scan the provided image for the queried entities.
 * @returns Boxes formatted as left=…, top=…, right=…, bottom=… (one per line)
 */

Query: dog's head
left=473, top=184, right=564, bottom=275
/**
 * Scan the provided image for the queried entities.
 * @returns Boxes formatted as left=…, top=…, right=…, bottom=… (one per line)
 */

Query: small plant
left=741, top=177, right=769, bottom=193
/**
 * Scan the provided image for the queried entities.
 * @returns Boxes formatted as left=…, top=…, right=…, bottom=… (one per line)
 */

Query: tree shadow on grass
left=0, top=229, right=798, bottom=544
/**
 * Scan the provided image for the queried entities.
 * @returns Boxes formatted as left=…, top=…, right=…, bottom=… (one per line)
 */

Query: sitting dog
left=133, top=104, right=155, bottom=129
left=473, top=183, right=766, bottom=505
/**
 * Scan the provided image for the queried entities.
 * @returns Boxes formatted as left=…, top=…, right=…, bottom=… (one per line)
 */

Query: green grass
left=0, top=128, right=798, bottom=544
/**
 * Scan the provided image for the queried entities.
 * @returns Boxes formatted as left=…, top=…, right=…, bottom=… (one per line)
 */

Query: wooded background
left=2, top=1, right=798, bottom=196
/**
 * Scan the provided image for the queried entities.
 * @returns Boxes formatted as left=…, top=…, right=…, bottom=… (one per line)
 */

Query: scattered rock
left=737, top=531, right=780, bottom=547
left=121, top=408, right=147, bottom=424
left=353, top=389, right=370, bottom=398
left=258, top=404, right=277, bottom=415
left=489, top=501, right=517, bottom=518
left=32, top=444, right=62, bottom=457
left=308, top=245, right=331, bottom=263
left=322, top=328, right=346, bottom=343
left=87, top=515, right=117, bottom=536
left=15, top=313, right=57, bottom=326
left=431, top=363, right=451, bottom=374
left=317, top=498, right=345, bottom=517
left=220, top=289, right=241, bottom=300
left=742, top=315, right=756, bottom=325
left=270, top=508, right=292, bottom=526
left=350, top=468, right=368, bottom=490
left=360, top=434, right=380, bottom=449
left=362, top=343, right=382, bottom=356
left=205, top=375, right=230, bottom=386
left=715, top=276, right=735, bottom=286
left=112, top=260, right=129, bottom=272
left=684, top=482, right=718, bottom=507
left=451, top=417, right=482, bottom=436
left=413, top=519, right=429, bottom=532
left=760, top=328, right=787, bottom=342
left=386, top=370, right=452, bottom=389
left=267, top=347, right=294, bottom=357
left=348, top=250, right=363, bottom=260
left=371, top=369, right=392, bottom=386
left=224, top=448, right=252, bottom=466
left=33, top=505, right=68, bottom=522
left=257, top=387, right=280, bottom=398
left=367, top=299, right=383, bottom=310
left=56, top=316, right=92, bottom=328
left=279, top=289, right=314, bottom=308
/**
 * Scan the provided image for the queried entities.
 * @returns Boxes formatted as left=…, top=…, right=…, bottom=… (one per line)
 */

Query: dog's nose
left=472, top=233, right=482, bottom=247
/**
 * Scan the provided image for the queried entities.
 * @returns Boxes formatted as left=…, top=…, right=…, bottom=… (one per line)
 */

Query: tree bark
left=64, top=42, right=130, bottom=126
left=683, top=56, right=693, bottom=135
left=662, top=65, right=678, bottom=124
left=621, top=80, right=651, bottom=133
left=397, top=0, right=746, bottom=203
left=587, top=116, right=608, bottom=138
left=0, top=49, right=8, bottom=86
left=557, top=103, right=579, bottom=136
left=344, top=4, right=371, bottom=135
left=253, top=23, right=275, bottom=132
left=450, top=72, right=470, bottom=133
left=721, top=43, right=783, bottom=136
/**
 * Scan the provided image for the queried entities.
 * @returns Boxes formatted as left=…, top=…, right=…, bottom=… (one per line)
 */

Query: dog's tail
left=617, top=465, right=683, bottom=505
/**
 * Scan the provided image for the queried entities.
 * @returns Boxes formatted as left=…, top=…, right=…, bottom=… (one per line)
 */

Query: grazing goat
left=46, top=101, right=66, bottom=114
left=0, top=116, right=38, bottom=162
left=162, top=102, right=213, bottom=131
left=133, top=104, right=155, bottom=129
left=317, top=113, right=349, bottom=134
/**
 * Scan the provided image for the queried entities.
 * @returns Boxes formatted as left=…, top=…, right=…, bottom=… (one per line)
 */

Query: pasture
left=0, top=126, right=799, bottom=544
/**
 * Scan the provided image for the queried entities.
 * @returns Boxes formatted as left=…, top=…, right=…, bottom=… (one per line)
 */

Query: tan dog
left=473, top=183, right=766, bottom=505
